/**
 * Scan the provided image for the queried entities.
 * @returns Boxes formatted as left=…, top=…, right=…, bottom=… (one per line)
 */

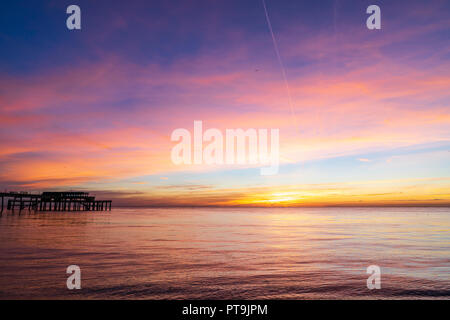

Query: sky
left=0, top=0, right=449, bottom=206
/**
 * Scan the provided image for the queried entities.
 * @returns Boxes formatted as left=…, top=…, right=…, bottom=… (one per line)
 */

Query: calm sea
left=0, top=207, right=449, bottom=299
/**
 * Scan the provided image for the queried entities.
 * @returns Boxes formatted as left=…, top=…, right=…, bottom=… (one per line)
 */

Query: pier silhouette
left=0, top=191, right=111, bottom=213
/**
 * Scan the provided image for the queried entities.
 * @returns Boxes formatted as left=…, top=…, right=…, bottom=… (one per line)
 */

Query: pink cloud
left=1, top=12, right=449, bottom=192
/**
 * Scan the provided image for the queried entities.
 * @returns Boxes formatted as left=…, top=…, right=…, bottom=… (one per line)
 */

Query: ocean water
left=0, top=207, right=449, bottom=299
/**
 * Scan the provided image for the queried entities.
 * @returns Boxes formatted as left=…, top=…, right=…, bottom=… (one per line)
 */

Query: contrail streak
left=262, top=0, right=298, bottom=128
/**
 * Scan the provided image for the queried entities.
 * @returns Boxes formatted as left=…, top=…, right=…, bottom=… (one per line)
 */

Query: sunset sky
left=0, top=0, right=449, bottom=206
